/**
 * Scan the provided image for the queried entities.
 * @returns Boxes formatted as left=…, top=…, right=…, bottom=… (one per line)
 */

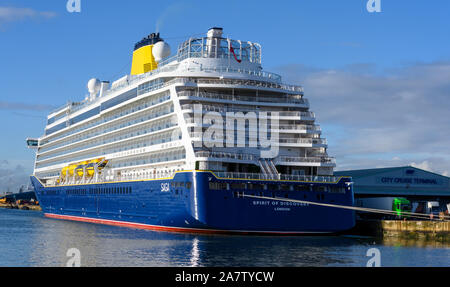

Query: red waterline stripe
left=44, top=213, right=327, bottom=235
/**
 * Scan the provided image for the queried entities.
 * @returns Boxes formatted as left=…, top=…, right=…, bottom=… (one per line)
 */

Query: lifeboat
left=86, top=158, right=108, bottom=177
left=86, top=163, right=95, bottom=177
left=86, top=159, right=101, bottom=177
left=68, top=164, right=78, bottom=176
left=60, top=158, right=108, bottom=179
left=75, top=161, right=89, bottom=177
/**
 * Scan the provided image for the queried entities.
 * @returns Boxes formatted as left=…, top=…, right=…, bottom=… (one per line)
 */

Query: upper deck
left=32, top=28, right=333, bottom=184
left=46, top=28, right=298, bottom=128
left=177, top=27, right=261, bottom=65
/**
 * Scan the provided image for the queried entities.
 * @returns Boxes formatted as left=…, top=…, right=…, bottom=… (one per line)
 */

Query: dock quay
left=0, top=202, right=41, bottom=211
left=350, top=219, right=450, bottom=241
left=0, top=190, right=41, bottom=211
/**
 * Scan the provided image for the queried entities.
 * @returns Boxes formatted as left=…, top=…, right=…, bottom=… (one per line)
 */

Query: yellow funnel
left=130, top=33, right=162, bottom=75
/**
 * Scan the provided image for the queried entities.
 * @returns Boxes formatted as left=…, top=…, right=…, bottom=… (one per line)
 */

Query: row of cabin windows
left=42, top=96, right=171, bottom=152
left=66, top=186, right=132, bottom=195
left=209, top=182, right=345, bottom=193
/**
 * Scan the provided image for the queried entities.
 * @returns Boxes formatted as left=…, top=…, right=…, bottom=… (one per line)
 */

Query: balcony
left=195, top=78, right=303, bottom=93
left=181, top=104, right=315, bottom=119
left=194, top=151, right=335, bottom=168
left=213, top=171, right=339, bottom=183
left=189, top=133, right=327, bottom=148
left=177, top=90, right=308, bottom=106
left=275, top=156, right=336, bottom=167
left=195, top=151, right=256, bottom=163
left=278, top=138, right=327, bottom=146
left=278, top=124, right=321, bottom=133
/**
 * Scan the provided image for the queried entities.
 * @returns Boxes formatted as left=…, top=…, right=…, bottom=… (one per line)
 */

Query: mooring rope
left=242, top=194, right=449, bottom=222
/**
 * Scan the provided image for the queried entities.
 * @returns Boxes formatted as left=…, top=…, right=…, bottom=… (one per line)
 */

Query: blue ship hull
left=30, top=171, right=355, bottom=234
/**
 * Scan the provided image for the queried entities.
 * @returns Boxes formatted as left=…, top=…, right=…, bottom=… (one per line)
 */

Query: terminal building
left=335, top=166, right=450, bottom=216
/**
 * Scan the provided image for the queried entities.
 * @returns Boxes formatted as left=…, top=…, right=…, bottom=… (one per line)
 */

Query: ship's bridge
left=177, top=27, right=263, bottom=73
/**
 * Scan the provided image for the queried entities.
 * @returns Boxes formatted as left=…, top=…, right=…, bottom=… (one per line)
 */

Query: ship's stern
left=188, top=171, right=355, bottom=234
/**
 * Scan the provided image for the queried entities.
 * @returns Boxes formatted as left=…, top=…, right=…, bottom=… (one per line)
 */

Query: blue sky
left=1, top=0, right=450, bottom=192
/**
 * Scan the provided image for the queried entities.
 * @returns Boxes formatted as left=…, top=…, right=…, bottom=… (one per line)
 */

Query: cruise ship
left=28, top=28, right=354, bottom=234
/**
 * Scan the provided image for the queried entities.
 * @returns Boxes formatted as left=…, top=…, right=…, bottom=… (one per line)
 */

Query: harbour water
left=0, top=209, right=448, bottom=267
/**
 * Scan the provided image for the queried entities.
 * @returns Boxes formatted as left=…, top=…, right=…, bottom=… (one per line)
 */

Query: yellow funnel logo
left=131, top=45, right=158, bottom=75
left=131, top=33, right=162, bottom=75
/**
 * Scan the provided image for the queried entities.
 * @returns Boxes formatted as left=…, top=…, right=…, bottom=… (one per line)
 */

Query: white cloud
left=276, top=61, right=450, bottom=176
left=0, top=101, right=55, bottom=111
left=0, top=6, right=56, bottom=25
left=0, top=160, right=32, bottom=194
left=410, top=160, right=433, bottom=173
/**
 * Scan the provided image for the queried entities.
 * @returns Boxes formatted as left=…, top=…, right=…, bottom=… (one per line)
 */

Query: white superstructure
left=32, top=28, right=335, bottom=186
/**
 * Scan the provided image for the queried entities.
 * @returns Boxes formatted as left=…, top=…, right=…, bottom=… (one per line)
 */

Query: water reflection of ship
left=26, top=218, right=204, bottom=266
left=20, top=219, right=372, bottom=266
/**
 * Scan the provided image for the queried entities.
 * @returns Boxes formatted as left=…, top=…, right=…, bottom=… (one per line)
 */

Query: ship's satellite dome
left=87, top=78, right=101, bottom=94
left=152, top=41, right=171, bottom=62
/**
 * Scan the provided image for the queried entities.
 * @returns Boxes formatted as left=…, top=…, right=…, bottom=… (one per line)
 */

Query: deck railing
left=49, top=63, right=302, bottom=120
left=278, top=138, right=327, bottom=145
left=194, top=151, right=335, bottom=166
left=278, top=124, right=321, bottom=132
left=213, top=171, right=339, bottom=183
left=43, top=169, right=341, bottom=187
left=195, top=78, right=303, bottom=93
left=276, top=156, right=336, bottom=165
left=195, top=151, right=257, bottom=162
left=181, top=104, right=315, bottom=118
left=177, top=90, right=308, bottom=105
